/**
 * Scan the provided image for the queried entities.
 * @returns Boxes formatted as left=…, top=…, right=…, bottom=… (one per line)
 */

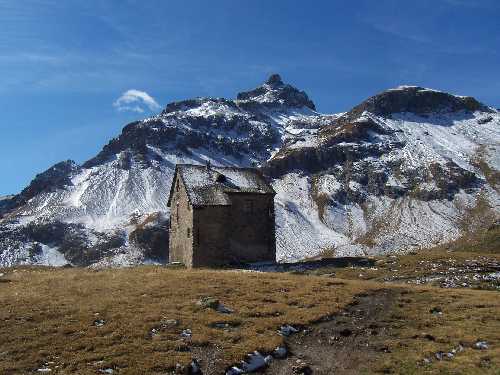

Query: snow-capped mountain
left=1, top=76, right=498, bottom=267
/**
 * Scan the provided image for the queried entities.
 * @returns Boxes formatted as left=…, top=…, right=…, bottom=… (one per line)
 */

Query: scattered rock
left=429, top=307, right=443, bottom=315
left=225, top=351, right=272, bottom=374
left=196, top=297, right=233, bottom=314
left=216, top=303, right=233, bottom=314
left=161, top=318, right=179, bottom=328
left=435, top=351, right=445, bottom=361
left=93, top=319, right=106, bottom=327
left=175, top=363, right=185, bottom=374
left=181, top=329, right=192, bottom=338
left=278, top=325, right=299, bottom=336
left=175, top=361, right=202, bottom=375
left=225, top=366, right=244, bottom=375
left=478, top=116, right=493, bottom=124
left=430, top=343, right=465, bottom=363
left=150, top=328, right=160, bottom=336
left=474, top=340, right=489, bottom=350
left=292, top=359, right=312, bottom=374
left=241, top=351, right=271, bottom=372
left=189, top=359, right=202, bottom=374
left=273, top=346, right=288, bottom=359
left=98, top=369, right=114, bottom=374
left=328, top=336, right=340, bottom=345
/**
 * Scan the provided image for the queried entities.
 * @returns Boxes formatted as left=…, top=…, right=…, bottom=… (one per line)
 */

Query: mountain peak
left=265, top=73, right=283, bottom=86
left=237, top=74, right=315, bottom=110
left=343, top=85, right=491, bottom=120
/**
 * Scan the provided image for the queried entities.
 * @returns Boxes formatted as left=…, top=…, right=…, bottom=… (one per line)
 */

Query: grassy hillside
left=1, top=261, right=499, bottom=374
left=0, top=266, right=371, bottom=374
left=437, top=224, right=500, bottom=254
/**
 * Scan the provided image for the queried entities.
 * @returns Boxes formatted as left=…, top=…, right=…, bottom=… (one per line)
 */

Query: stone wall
left=190, top=194, right=275, bottom=267
left=169, top=179, right=276, bottom=267
left=168, top=175, right=194, bottom=266
left=225, top=193, right=276, bottom=264
left=192, top=206, right=231, bottom=267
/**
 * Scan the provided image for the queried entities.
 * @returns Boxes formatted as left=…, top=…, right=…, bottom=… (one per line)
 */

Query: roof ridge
left=171, top=163, right=275, bottom=207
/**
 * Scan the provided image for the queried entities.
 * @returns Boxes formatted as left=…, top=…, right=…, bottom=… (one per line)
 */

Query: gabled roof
left=167, top=164, right=275, bottom=207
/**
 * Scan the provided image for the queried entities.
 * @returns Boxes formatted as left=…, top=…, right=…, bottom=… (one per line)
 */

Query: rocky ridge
left=0, top=75, right=499, bottom=267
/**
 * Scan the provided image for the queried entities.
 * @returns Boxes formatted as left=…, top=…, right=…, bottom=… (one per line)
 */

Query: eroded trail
left=266, top=289, right=398, bottom=374
left=184, top=289, right=398, bottom=375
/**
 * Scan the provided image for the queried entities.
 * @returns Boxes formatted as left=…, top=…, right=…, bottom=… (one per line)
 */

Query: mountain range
left=1, top=74, right=498, bottom=267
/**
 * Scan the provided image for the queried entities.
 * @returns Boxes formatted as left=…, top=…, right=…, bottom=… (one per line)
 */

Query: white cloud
left=113, top=89, right=160, bottom=113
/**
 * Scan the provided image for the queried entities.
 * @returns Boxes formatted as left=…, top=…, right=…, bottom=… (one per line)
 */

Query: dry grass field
left=0, top=266, right=372, bottom=374
left=1, top=249, right=499, bottom=374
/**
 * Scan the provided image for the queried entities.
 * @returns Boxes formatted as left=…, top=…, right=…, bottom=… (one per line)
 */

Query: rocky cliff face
left=1, top=77, right=499, bottom=267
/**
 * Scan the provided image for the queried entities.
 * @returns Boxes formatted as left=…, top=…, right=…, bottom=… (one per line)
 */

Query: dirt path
left=188, top=289, right=398, bottom=374
left=265, top=289, right=399, bottom=374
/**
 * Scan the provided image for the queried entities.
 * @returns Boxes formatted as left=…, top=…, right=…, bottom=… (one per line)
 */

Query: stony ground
left=266, top=289, right=398, bottom=374
left=1, top=248, right=499, bottom=374
left=307, top=250, right=500, bottom=291
left=265, top=287, right=499, bottom=374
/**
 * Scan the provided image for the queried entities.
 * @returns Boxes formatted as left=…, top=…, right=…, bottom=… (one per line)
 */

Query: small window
left=187, top=228, right=191, bottom=237
left=176, top=180, right=179, bottom=192
left=244, top=200, right=253, bottom=214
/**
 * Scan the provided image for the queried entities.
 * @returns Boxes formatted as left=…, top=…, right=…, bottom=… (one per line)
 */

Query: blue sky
left=1, top=0, right=499, bottom=195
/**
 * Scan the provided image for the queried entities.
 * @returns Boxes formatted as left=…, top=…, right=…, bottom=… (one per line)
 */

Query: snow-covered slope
left=268, top=86, right=499, bottom=260
left=1, top=79, right=499, bottom=266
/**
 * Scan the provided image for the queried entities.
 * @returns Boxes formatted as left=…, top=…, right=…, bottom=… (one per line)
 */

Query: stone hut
left=167, top=164, right=276, bottom=268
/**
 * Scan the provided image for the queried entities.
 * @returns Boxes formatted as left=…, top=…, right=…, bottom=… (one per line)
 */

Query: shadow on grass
left=239, top=256, right=376, bottom=273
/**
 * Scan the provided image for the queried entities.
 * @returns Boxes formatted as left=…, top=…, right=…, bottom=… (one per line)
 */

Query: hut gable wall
left=168, top=174, right=194, bottom=267
left=168, top=164, right=276, bottom=268
left=225, top=193, right=275, bottom=263
left=192, top=206, right=231, bottom=267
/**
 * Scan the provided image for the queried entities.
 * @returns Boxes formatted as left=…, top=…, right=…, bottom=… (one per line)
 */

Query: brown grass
left=437, top=224, right=500, bottom=255
left=0, top=267, right=371, bottom=374
left=371, top=286, right=500, bottom=374
left=2, top=246, right=500, bottom=374
left=456, top=190, right=497, bottom=235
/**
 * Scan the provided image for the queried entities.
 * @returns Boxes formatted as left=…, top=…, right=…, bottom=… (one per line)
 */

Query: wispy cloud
left=113, top=89, right=160, bottom=113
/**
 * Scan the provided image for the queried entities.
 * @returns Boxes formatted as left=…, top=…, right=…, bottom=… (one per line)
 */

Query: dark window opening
left=176, top=180, right=179, bottom=192
left=187, top=228, right=191, bottom=237
left=176, top=203, right=179, bottom=222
